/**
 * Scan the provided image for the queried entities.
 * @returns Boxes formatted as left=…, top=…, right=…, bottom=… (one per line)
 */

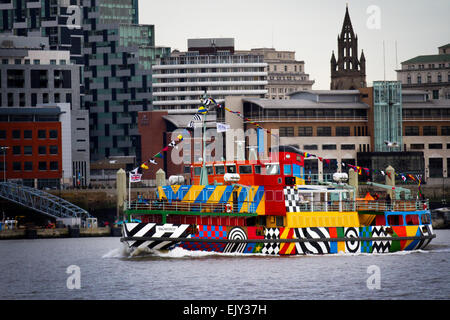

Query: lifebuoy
left=226, top=203, right=232, bottom=213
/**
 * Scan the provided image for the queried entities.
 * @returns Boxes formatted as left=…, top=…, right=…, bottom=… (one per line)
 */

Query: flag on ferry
left=216, top=122, right=230, bottom=133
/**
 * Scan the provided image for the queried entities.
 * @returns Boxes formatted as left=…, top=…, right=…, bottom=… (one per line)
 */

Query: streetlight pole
left=0, top=146, right=9, bottom=182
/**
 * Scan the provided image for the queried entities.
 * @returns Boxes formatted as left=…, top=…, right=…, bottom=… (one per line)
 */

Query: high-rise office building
left=152, top=38, right=268, bottom=110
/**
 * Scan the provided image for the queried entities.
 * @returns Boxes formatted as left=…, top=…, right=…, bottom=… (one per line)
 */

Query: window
left=304, top=145, right=318, bottom=150
left=442, top=126, right=450, bottom=135
left=265, top=164, right=280, bottom=175
left=38, top=130, right=46, bottom=139
left=38, top=146, right=46, bottom=155
left=49, top=146, right=58, bottom=155
left=405, top=126, right=419, bottom=136
left=214, top=165, right=225, bottom=175
left=317, top=127, right=331, bottom=136
left=31, top=70, right=48, bottom=88
left=298, top=127, right=312, bottom=136
left=322, top=144, right=337, bottom=150
left=423, top=126, right=437, bottom=136
left=0, top=130, right=6, bottom=139
left=410, top=144, right=424, bottom=150
left=429, top=144, right=442, bottom=149
left=49, top=130, right=58, bottom=139
left=193, top=167, right=201, bottom=176
left=405, top=214, right=420, bottom=225
left=49, top=162, right=58, bottom=171
left=421, top=213, right=431, bottom=225
left=280, top=127, right=294, bottom=137
left=7, top=70, right=25, bottom=88
left=23, top=146, right=32, bottom=155
left=417, top=74, right=422, bottom=84
left=336, top=127, right=350, bottom=136
left=226, top=165, right=237, bottom=174
left=429, top=158, right=442, bottom=178
left=24, top=130, right=32, bottom=139
left=254, top=165, right=261, bottom=174
left=206, top=166, right=213, bottom=175
left=341, top=144, right=355, bottom=150
left=24, top=162, right=33, bottom=171
left=12, top=146, right=21, bottom=155
left=12, top=130, right=20, bottom=139
left=38, top=162, right=47, bottom=171
left=433, top=90, right=439, bottom=99
left=387, top=215, right=404, bottom=226
left=13, top=162, right=21, bottom=171
left=239, top=165, right=252, bottom=174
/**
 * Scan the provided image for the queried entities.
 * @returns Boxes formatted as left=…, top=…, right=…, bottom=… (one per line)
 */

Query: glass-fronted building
left=373, top=81, right=403, bottom=152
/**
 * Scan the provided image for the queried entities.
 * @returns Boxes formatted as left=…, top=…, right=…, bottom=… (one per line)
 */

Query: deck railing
left=356, top=200, right=428, bottom=212
left=125, top=200, right=258, bottom=214
left=125, top=199, right=429, bottom=214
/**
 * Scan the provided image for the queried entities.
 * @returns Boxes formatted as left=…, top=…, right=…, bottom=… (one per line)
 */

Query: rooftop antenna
left=271, top=24, right=274, bottom=48
left=395, top=40, right=398, bottom=70
left=383, top=40, right=386, bottom=82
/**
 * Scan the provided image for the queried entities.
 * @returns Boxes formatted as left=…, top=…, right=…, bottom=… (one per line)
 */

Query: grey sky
left=139, top=0, right=450, bottom=90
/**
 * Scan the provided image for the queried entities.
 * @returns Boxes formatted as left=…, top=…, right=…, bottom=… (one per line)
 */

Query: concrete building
left=151, top=38, right=268, bottom=110
left=83, top=0, right=170, bottom=166
left=236, top=48, right=315, bottom=99
left=401, top=90, right=450, bottom=180
left=330, top=5, right=366, bottom=90
left=0, top=35, right=90, bottom=186
left=396, top=43, right=450, bottom=100
left=0, top=0, right=84, bottom=64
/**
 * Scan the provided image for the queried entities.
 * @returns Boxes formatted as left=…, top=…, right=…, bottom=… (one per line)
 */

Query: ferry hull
left=121, top=223, right=435, bottom=255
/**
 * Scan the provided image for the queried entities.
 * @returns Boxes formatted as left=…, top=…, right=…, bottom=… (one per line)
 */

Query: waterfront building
left=236, top=48, right=315, bottom=99
left=82, top=0, right=170, bottom=167
left=0, top=0, right=84, bottom=64
left=151, top=38, right=268, bottom=110
left=396, top=44, right=450, bottom=100
left=330, top=5, right=366, bottom=90
left=0, top=35, right=90, bottom=186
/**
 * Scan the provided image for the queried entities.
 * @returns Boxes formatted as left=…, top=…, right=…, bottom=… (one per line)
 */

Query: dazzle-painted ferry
left=120, top=145, right=435, bottom=255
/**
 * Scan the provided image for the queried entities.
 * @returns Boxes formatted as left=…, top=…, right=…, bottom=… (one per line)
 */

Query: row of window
left=1, top=161, right=59, bottom=171
left=1, top=59, right=67, bottom=66
left=409, top=143, right=450, bottom=150
left=3, top=69, right=72, bottom=89
left=406, top=72, right=450, bottom=84
left=11, top=145, right=58, bottom=156
left=0, top=129, right=58, bottom=140
left=0, top=92, right=72, bottom=107
left=279, top=126, right=368, bottom=137
left=407, top=63, right=450, bottom=70
left=404, top=126, right=450, bottom=136
left=403, top=108, right=450, bottom=118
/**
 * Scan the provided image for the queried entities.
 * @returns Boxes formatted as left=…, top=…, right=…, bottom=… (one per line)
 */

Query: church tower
left=330, top=5, right=367, bottom=90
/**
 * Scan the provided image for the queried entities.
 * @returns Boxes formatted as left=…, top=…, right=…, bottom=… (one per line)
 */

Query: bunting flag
left=131, top=134, right=183, bottom=174
left=183, top=95, right=425, bottom=187
left=192, top=95, right=280, bottom=139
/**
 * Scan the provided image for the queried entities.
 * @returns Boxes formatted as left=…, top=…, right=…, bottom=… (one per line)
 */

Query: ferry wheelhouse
left=121, top=145, right=435, bottom=255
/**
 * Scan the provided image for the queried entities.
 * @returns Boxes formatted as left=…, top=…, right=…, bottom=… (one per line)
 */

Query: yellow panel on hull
left=286, top=211, right=360, bottom=228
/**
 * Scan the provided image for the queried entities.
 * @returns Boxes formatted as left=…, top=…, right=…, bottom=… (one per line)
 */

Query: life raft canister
left=423, top=202, right=427, bottom=210
left=226, top=203, right=232, bottom=213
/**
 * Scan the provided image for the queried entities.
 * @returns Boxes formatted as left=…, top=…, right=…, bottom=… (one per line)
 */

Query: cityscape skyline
left=140, top=0, right=450, bottom=90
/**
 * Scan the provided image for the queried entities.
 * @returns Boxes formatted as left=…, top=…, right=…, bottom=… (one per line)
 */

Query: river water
left=0, top=230, right=449, bottom=300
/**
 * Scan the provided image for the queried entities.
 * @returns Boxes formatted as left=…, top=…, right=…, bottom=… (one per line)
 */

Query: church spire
left=330, top=5, right=367, bottom=90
